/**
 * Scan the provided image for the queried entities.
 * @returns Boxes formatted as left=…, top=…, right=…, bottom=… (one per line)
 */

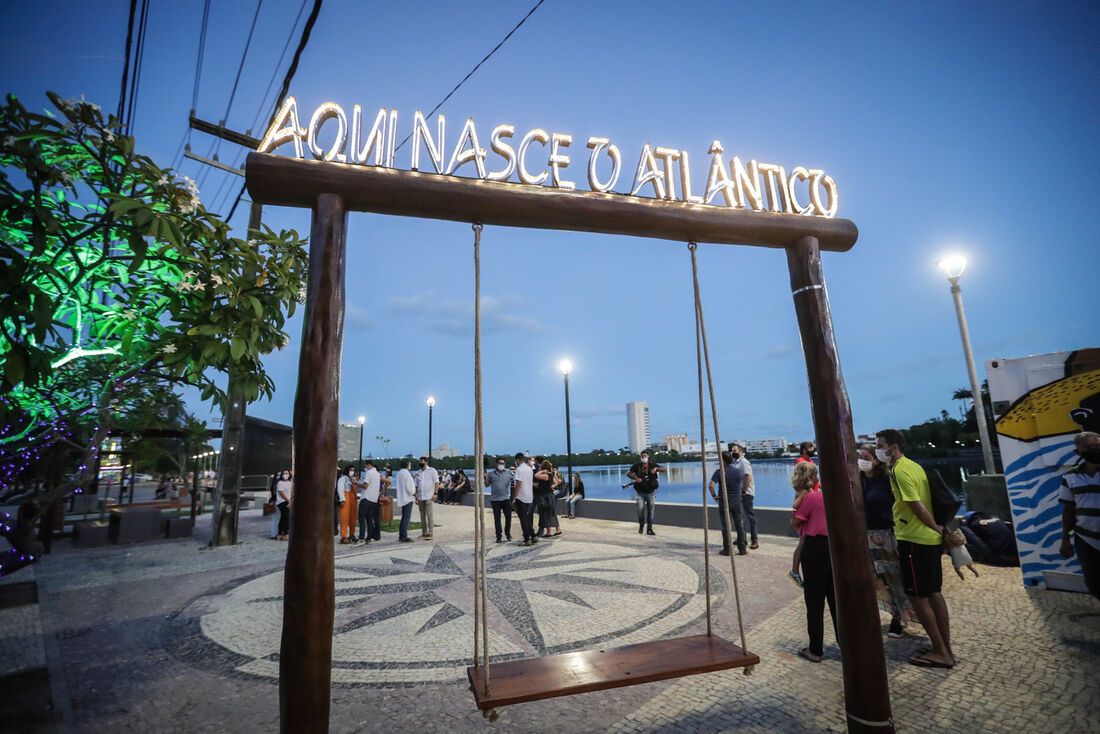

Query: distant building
left=664, top=433, right=691, bottom=453
left=626, top=402, right=651, bottom=453
left=337, top=421, right=363, bottom=462
left=679, top=441, right=728, bottom=458
left=431, top=443, right=460, bottom=459
left=739, top=437, right=788, bottom=456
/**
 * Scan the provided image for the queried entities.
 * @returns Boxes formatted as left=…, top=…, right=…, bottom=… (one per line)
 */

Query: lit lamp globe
left=558, top=359, right=573, bottom=376
left=426, top=396, right=436, bottom=408
left=936, top=254, right=967, bottom=284
left=358, top=415, right=365, bottom=425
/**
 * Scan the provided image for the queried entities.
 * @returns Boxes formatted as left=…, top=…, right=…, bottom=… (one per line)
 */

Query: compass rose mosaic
left=165, top=539, right=723, bottom=687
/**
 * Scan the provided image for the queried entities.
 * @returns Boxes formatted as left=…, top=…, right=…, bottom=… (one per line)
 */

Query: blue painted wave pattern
left=1004, top=437, right=1081, bottom=587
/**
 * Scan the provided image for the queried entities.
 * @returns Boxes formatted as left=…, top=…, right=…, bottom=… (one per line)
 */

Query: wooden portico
left=245, top=150, right=894, bottom=734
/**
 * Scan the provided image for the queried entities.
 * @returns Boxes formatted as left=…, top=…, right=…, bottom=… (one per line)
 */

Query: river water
left=555, top=460, right=799, bottom=509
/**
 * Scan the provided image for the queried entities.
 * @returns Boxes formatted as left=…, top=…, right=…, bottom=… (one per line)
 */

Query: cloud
left=345, top=301, right=376, bottom=331
left=384, top=291, right=546, bottom=336
left=762, top=345, right=796, bottom=361
left=572, top=405, right=623, bottom=419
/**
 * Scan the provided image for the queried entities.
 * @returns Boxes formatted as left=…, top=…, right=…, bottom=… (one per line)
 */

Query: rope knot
left=687, top=240, right=697, bottom=251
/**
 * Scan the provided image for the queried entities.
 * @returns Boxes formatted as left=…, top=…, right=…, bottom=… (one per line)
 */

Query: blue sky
left=3, top=1, right=1097, bottom=458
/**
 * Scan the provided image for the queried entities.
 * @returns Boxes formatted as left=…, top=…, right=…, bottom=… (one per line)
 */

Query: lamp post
left=936, top=254, right=996, bottom=475
left=426, top=397, right=435, bottom=461
left=357, top=416, right=366, bottom=472
left=559, top=360, right=574, bottom=496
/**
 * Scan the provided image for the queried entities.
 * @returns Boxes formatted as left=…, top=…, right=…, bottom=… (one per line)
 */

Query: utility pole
left=188, top=115, right=263, bottom=546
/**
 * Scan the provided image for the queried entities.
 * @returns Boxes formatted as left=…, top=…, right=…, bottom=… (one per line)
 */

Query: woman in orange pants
left=337, top=466, right=359, bottom=544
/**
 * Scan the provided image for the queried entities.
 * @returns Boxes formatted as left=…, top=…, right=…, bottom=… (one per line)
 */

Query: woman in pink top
left=791, top=462, right=837, bottom=663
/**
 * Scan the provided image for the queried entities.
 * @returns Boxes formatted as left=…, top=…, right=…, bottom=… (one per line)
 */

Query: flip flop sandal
left=908, top=654, right=953, bottom=669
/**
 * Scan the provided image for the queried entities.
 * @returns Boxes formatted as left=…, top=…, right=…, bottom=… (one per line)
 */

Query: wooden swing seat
left=467, top=634, right=758, bottom=710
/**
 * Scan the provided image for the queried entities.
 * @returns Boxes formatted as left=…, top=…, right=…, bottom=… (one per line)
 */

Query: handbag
left=262, top=502, right=276, bottom=515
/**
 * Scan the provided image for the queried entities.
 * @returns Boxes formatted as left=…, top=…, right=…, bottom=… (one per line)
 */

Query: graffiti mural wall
left=987, top=348, right=1100, bottom=590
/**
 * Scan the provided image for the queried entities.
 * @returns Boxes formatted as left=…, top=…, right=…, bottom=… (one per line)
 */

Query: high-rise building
left=626, top=402, right=651, bottom=453
left=664, top=433, right=691, bottom=453
left=337, top=421, right=362, bottom=462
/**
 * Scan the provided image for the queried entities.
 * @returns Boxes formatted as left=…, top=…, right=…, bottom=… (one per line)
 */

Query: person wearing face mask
left=795, top=441, right=821, bottom=491
left=628, top=450, right=666, bottom=535
left=275, top=470, right=293, bottom=541
left=1059, top=431, right=1100, bottom=600
left=416, top=456, right=439, bottom=540
left=486, top=458, right=514, bottom=543
left=859, top=445, right=909, bottom=638
left=876, top=429, right=954, bottom=669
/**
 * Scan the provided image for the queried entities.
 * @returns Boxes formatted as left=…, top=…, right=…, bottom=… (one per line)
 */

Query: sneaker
left=400, top=537, right=414, bottom=543
left=522, top=539, right=532, bottom=546
left=887, top=620, right=905, bottom=638
left=719, top=549, right=731, bottom=556
left=750, top=542, right=759, bottom=550
left=638, top=525, right=644, bottom=534
left=495, top=537, right=503, bottom=543
left=737, top=548, right=748, bottom=555
left=646, top=528, right=656, bottom=536
left=787, top=570, right=804, bottom=587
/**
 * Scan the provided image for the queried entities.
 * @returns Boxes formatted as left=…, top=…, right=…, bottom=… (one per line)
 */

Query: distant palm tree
left=952, top=388, right=972, bottom=420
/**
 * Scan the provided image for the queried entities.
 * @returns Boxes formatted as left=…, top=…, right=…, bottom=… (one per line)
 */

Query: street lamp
left=558, top=360, right=574, bottom=497
left=426, top=396, right=436, bottom=461
left=936, top=254, right=996, bottom=475
left=357, top=415, right=366, bottom=472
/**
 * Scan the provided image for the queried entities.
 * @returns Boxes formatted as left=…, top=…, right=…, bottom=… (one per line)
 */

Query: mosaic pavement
left=166, top=538, right=723, bottom=687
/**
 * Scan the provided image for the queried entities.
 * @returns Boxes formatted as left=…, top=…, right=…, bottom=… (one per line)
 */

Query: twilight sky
left=2, top=1, right=1097, bottom=458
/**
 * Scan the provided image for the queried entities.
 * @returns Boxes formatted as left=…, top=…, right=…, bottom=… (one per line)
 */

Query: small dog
left=945, top=528, right=979, bottom=580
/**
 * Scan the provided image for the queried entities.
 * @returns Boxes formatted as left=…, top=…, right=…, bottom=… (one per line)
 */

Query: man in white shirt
left=394, top=458, right=417, bottom=542
left=356, top=459, right=389, bottom=545
left=416, top=456, right=440, bottom=539
left=511, top=452, right=536, bottom=545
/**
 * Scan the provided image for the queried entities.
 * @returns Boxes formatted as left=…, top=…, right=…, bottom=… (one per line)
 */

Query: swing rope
left=472, top=222, right=490, bottom=692
left=688, top=242, right=751, bottom=670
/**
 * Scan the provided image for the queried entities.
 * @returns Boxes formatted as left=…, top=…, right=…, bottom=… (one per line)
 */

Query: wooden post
left=786, top=236, right=894, bottom=734
left=280, top=193, right=347, bottom=734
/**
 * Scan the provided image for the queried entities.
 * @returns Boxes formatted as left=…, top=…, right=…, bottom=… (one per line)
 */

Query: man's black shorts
left=898, top=539, right=943, bottom=597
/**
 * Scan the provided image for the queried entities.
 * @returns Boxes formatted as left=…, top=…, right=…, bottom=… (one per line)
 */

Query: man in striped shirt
left=1059, top=431, right=1100, bottom=601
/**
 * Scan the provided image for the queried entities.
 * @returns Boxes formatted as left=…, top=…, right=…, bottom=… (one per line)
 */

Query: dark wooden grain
left=786, top=237, right=895, bottom=734
left=280, top=194, right=347, bottom=734
left=245, top=153, right=858, bottom=252
left=467, top=635, right=759, bottom=710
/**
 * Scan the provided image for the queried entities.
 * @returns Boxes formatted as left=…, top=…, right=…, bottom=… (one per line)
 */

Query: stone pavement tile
left=606, top=562, right=1100, bottom=734
left=26, top=501, right=1100, bottom=733
left=0, top=603, right=46, bottom=676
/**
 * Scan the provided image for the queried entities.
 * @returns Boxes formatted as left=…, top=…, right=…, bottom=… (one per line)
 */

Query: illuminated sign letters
left=258, top=97, right=839, bottom=218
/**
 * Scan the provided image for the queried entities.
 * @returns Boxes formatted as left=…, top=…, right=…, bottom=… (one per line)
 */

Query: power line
left=198, top=0, right=265, bottom=190
left=393, top=0, right=546, bottom=154
left=247, top=0, right=309, bottom=137
left=125, top=0, right=151, bottom=134
left=225, top=0, right=325, bottom=221
left=116, top=0, right=138, bottom=125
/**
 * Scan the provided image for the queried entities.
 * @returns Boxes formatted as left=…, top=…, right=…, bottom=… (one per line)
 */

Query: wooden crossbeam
left=244, top=152, right=857, bottom=252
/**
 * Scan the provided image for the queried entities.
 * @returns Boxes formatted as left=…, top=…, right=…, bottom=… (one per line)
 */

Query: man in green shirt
left=877, top=429, right=954, bottom=669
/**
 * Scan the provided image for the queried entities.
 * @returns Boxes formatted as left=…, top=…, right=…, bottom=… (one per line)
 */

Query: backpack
left=928, top=469, right=962, bottom=527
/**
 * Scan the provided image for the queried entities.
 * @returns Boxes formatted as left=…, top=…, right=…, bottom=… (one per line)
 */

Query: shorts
left=898, top=539, right=943, bottom=597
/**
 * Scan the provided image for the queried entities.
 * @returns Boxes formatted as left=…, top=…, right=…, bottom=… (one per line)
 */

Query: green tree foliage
left=0, top=92, right=306, bottom=561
